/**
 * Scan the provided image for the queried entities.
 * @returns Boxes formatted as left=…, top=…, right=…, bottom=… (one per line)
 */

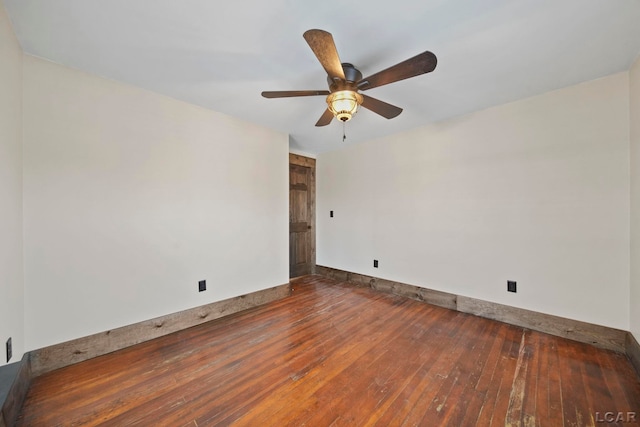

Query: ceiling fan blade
left=262, top=90, right=330, bottom=98
left=303, top=29, right=346, bottom=81
left=360, top=94, right=403, bottom=119
left=357, top=51, right=437, bottom=91
left=315, top=109, right=334, bottom=127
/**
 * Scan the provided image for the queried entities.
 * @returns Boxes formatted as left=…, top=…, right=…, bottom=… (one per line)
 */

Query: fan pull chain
left=343, top=121, right=346, bottom=142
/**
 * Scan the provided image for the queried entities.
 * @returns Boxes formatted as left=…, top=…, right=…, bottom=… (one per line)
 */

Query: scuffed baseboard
left=3, top=283, right=291, bottom=424
left=315, top=265, right=628, bottom=353
left=30, top=283, right=291, bottom=376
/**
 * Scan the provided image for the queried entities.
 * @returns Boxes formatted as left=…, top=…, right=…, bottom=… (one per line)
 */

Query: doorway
left=289, top=154, right=316, bottom=278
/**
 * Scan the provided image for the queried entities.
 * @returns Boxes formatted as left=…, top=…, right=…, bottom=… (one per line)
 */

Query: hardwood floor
left=16, top=276, right=640, bottom=426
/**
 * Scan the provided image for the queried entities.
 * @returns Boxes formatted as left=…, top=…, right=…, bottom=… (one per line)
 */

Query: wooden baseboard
left=0, top=354, right=32, bottom=427
left=29, top=283, right=291, bottom=376
left=457, top=296, right=626, bottom=352
left=627, top=332, right=640, bottom=376
left=315, top=266, right=457, bottom=310
left=315, top=265, right=628, bottom=354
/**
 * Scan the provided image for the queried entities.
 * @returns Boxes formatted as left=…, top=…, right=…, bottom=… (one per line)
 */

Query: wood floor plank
left=594, top=342, right=640, bottom=421
left=533, top=333, right=552, bottom=427
left=15, top=275, right=640, bottom=426
left=178, top=285, right=374, bottom=424
left=360, top=308, right=452, bottom=427
left=458, top=319, right=508, bottom=426
left=547, top=337, right=567, bottom=427
left=414, top=314, right=494, bottom=426
left=558, top=339, right=595, bottom=426
left=229, top=289, right=424, bottom=426
left=476, top=324, right=524, bottom=426
left=435, top=318, right=500, bottom=426
left=505, top=329, right=533, bottom=425
left=297, top=304, right=438, bottom=426
left=370, top=311, right=473, bottom=426
left=578, top=343, right=608, bottom=427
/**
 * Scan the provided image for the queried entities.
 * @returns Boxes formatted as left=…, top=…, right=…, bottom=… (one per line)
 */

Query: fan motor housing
left=327, top=63, right=362, bottom=86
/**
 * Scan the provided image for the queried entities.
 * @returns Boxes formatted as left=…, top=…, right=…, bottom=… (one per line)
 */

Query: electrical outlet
left=507, top=280, right=517, bottom=293
left=6, top=337, right=12, bottom=363
left=330, top=210, right=334, bottom=217
left=198, top=280, right=206, bottom=292
left=373, top=260, right=379, bottom=268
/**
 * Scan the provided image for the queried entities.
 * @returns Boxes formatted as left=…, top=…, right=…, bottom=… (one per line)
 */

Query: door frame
left=289, top=153, right=316, bottom=276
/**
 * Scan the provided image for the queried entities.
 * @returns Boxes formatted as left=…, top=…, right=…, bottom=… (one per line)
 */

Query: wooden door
left=289, top=154, right=315, bottom=278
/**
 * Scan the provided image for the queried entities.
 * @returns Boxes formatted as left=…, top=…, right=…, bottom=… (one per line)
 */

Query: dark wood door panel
left=289, top=155, right=315, bottom=278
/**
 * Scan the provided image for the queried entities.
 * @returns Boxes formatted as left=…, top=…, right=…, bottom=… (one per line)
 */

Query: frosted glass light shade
left=327, top=90, right=363, bottom=122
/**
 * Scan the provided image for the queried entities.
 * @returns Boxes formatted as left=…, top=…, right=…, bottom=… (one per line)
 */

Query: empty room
left=1, top=1, right=640, bottom=426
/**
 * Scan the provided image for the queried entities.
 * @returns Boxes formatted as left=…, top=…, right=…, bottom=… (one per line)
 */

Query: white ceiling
left=5, top=0, right=640, bottom=155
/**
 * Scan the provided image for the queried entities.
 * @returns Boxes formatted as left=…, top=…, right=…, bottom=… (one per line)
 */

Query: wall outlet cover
left=507, top=281, right=517, bottom=293
left=6, top=337, right=12, bottom=363
left=198, top=280, right=206, bottom=292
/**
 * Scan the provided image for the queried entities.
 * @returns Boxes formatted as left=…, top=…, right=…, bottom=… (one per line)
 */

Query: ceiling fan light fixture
left=327, top=90, right=363, bottom=122
left=262, top=29, right=436, bottom=127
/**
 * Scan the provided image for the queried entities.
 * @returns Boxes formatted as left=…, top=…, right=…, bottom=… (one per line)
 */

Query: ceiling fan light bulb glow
left=327, top=90, right=363, bottom=122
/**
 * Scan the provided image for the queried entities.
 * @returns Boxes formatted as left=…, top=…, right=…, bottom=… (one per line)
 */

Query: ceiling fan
left=261, top=29, right=437, bottom=127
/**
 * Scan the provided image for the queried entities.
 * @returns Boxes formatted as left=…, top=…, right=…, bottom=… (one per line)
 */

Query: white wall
left=0, top=0, right=24, bottom=365
left=318, top=73, right=630, bottom=330
left=631, top=56, right=640, bottom=341
left=3, top=2, right=637, bottom=358
left=22, top=56, right=289, bottom=351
